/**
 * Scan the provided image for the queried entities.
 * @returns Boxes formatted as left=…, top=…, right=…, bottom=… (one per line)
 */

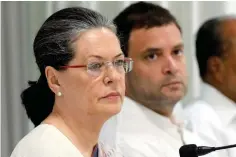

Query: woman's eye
left=88, top=62, right=103, bottom=71
left=114, top=59, right=125, bottom=66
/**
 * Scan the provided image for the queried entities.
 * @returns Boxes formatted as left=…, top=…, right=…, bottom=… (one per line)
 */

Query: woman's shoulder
left=10, top=124, right=78, bottom=157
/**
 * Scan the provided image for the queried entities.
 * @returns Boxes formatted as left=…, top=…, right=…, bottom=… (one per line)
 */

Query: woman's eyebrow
left=87, top=53, right=124, bottom=60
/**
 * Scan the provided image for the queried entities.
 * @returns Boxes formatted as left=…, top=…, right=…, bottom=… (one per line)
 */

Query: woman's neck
left=44, top=109, right=103, bottom=157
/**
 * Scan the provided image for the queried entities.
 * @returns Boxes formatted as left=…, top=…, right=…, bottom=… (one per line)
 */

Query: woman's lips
left=101, top=92, right=121, bottom=100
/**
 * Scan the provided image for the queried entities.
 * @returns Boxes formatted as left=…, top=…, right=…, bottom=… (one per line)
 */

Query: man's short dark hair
left=113, top=1, right=181, bottom=57
left=195, top=16, right=236, bottom=79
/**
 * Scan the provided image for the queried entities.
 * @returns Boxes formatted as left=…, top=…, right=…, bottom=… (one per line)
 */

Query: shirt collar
left=200, top=82, right=236, bottom=125
left=123, top=97, right=182, bottom=131
left=121, top=97, right=186, bottom=144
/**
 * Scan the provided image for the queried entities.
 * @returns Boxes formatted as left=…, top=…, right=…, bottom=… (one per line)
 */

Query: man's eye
left=173, top=49, right=183, bottom=56
left=146, top=53, right=157, bottom=60
left=114, top=59, right=125, bottom=66
left=88, top=62, right=103, bottom=71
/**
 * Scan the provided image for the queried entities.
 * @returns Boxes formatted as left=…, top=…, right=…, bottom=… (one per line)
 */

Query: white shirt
left=100, top=97, right=215, bottom=157
left=11, top=124, right=119, bottom=157
left=183, top=82, right=236, bottom=157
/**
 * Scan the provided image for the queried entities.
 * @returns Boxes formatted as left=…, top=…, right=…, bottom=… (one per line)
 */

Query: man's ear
left=45, top=66, right=61, bottom=95
left=207, top=56, right=224, bottom=83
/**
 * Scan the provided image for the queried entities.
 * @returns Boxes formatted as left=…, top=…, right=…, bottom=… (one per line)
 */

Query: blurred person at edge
left=183, top=15, right=236, bottom=157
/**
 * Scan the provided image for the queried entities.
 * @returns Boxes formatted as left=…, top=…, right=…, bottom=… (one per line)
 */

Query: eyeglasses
left=60, top=57, right=133, bottom=77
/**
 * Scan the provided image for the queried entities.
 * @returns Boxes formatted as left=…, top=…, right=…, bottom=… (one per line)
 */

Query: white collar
left=122, top=97, right=182, bottom=133
left=200, top=82, right=236, bottom=125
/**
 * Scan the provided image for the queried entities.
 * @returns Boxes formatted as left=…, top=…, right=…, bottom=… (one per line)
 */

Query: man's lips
left=163, top=81, right=183, bottom=87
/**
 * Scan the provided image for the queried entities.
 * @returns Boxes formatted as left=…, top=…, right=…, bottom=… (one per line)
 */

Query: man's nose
left=162, top=56, right=178, bottom=75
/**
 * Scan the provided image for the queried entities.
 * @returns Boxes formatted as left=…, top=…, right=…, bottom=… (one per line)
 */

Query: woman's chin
left=100, top=101, right=122, bottom=117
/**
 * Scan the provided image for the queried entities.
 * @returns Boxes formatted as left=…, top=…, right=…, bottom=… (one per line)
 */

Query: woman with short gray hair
left=10, top=7, right=133, bottom=157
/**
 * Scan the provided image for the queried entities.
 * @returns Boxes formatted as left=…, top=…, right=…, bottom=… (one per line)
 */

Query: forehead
left=73, top=28, right=122, bottom=61
left=221, top=19, right=236, bottom=36
left=221, top=19, right=236, bottom=40
left=220, top=20, right=236, bottom=57
left=128, top=24, right=182, bottom=56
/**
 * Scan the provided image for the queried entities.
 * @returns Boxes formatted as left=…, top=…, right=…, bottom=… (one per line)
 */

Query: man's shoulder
left=184, top=99, right=219, bottom=123
left=99, top=97, right=143, bottom=146
left=183, top=99, right=224, bottom=144
left=117, top=133, right=178, bottom=157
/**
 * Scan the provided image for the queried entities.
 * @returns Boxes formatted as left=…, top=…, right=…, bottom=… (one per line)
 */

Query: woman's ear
left=45, top=66, right=61, bottom=95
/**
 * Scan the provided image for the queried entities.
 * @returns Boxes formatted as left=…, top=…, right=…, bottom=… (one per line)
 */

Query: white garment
left=11, top=124, right=118, bottom=157
left=100, top=97, right=215, bottom=157
left=184, top=82, right=236, bottom=157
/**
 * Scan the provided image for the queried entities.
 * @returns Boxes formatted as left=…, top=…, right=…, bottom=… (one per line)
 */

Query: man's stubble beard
left=125, top=74, right=187, bottom=116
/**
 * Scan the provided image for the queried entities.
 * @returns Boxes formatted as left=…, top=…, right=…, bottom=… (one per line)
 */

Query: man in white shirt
left=183, top=16, right=236, bottom=157
left=100, top=2, right=217, bottom=157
